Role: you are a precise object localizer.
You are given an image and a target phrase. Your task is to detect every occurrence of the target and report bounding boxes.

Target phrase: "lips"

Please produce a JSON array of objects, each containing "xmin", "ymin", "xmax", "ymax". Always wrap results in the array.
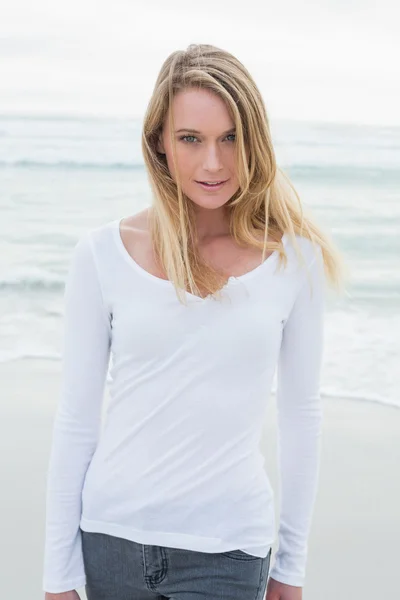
[
  {"xmin": 196, "ymin": 180, "xmax": 228, "ymax": 192},
  {"xmin": 196, "ymin": 180, "xmax": 227, "ymax": 185}
]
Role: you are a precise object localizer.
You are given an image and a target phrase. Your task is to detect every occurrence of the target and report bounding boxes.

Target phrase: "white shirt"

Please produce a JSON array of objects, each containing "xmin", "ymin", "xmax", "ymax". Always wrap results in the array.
[{"xmin": 42, "ymin": 217, "xmax": 325, "ymax": 593}]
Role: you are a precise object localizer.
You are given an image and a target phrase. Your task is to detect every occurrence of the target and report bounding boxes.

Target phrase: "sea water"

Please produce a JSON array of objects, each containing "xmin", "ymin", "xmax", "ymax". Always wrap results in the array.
[{"xmin": 0, "ymin": 115, "xmax": 398, "ymax": 407}]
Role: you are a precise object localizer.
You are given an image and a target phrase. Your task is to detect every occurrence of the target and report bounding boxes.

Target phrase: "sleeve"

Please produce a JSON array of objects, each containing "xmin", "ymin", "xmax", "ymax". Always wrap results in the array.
[
  {"xmin": 268, "ymin": 246, "xmax": 325, "ymax": 587},
  {"xmin": 42, "ymin": 232, "xmax": 112, "ymax": 593}
]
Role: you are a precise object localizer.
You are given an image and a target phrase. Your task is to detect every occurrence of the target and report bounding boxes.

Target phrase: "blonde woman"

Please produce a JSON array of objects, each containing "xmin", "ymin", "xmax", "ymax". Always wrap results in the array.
[{"xmin": 43, "ymin": 44, "xmax": 347, "ymax": 600}]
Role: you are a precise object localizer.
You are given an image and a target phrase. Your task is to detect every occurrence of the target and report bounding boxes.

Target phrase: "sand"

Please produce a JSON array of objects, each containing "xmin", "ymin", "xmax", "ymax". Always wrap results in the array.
[{"xmin": 1, "ymin": 357, "xmax": 399, "ymax": 599}]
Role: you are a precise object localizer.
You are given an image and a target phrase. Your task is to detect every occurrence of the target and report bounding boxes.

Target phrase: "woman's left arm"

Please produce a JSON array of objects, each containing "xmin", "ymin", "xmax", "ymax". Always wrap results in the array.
[{"xmin": 268, "ymin": 245, "xmax": 326, "ymax": 590}]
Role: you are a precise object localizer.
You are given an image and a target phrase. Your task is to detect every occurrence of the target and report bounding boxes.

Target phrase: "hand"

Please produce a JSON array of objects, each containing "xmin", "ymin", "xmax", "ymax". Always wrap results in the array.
[
  {"xmin": 45, "ymin": 591, "xmax": 80, "ymax": 600},
  {"xmin": 265, "ymin": 577, "xmax": 302, "ymax": 600}
]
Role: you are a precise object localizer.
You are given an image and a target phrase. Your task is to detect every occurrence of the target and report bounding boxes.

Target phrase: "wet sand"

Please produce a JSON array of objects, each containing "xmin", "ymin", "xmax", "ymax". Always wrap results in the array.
[{"xmin": 1, "ymin": 358, "xmax": 399, "ymax": 599}]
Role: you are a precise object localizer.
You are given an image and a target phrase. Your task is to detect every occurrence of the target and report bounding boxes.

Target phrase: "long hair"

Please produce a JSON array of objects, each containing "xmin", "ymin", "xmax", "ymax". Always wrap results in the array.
[{"xmin": 141, "ymin": 43, "xmax": 349, "ymax": 304}]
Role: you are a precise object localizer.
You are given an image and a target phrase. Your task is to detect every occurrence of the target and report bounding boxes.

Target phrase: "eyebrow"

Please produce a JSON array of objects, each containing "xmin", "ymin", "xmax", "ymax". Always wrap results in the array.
[{"xmin": 175, "ymin": 127, "xmax": 236, "ymax": 135}]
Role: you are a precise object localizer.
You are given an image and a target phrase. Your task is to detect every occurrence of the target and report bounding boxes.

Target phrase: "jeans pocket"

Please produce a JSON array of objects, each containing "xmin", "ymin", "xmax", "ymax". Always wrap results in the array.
[{"xmin": 221, "ymin": 549, "xmax": 262, "ymax": 561}]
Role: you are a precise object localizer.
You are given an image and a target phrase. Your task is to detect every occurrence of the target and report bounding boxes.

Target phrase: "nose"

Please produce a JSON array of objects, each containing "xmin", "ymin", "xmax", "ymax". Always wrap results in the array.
[{"xmin": 202, "ymin": 143, "xmax": 224, "ymax": 173}]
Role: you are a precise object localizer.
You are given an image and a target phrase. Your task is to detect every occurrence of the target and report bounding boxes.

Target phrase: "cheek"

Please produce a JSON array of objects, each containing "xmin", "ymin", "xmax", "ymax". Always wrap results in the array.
[
  {"xmin": 166, "ymin": 149, "xmax": 194, "ymax": 179},
  {"xmin": 163, "ymin": 155, "xmax": 178, "ymax": 184}
]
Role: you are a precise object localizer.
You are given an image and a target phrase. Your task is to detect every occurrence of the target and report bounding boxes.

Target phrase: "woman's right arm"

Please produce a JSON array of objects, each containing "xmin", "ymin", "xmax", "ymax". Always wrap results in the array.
[
  {"xmin": 42, "ymin": 232, "xmax": 112, "ymax": 595},
  {"xmin": 45, "ymin": 592, "xmax": 80, "ymax": 600}
]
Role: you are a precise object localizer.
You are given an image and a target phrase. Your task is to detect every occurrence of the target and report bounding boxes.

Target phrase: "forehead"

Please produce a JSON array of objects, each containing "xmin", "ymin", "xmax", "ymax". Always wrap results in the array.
[{"xmin": 165, "ymin": 88, "xmax": 234, "ymax": 132}]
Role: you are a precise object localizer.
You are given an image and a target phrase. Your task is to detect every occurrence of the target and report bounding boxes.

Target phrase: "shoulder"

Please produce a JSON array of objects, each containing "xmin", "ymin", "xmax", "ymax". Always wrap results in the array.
[
  {"xmin": 120, "ymin": 209, "xmax": 150, "ymax": 232},
  {"xmin": 280, "ymin": 232, "xmax": 324, "ymax": 290},
  {"xmin": 118, "ymin": 210, "xmax": 152, "ymax": 255},
  {"xmin": 76, "ymin": 210, "xmax": 143, "ymax": 250},
  {"xmin": 89, "ymin": 209, "xmax": 150, "ymax": 245},
  {"xmin": 285, "ymin": 231, "xmax": 322, "ymax": 264}
]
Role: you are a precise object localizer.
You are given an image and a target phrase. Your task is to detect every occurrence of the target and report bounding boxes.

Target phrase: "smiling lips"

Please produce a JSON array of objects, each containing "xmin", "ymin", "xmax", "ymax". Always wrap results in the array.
[
  {"xmin": 196, "ymin": 180, "xmax": 228, "ymax": 190},
  {"xmin": 198, "ymin": 180, "xmax": 226, "ymax": 184}
]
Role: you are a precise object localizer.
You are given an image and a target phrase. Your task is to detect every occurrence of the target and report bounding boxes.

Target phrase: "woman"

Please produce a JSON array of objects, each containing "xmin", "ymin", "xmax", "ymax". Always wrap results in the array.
[{"xmin": 43, "ymin": 44, "xmax": 347, "ymax": 600}]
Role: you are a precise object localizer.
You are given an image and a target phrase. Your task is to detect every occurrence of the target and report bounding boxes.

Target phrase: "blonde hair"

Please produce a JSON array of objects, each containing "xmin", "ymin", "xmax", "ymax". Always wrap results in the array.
[{"xmin": 141, "ymin": 43, "xmax": 349, "ymax": 304}]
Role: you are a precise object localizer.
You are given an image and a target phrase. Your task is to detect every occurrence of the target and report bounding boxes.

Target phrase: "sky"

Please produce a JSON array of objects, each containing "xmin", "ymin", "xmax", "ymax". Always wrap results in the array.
[{"xmin": 0, "ymin": 0, "xmax": 399, "ymax": 126}]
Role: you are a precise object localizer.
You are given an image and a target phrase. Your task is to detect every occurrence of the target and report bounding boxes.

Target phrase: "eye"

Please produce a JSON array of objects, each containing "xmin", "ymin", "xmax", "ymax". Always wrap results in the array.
[
  {"xmin": 179, "ymin": 135, "xmax": 198, "ymax": 143},
  {"xmin": 179, "ymin": 133, "xmax": 236, "ymax": 144}
]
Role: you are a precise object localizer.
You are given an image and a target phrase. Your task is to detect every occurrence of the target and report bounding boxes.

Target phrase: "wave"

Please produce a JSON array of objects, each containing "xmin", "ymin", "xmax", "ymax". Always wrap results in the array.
[
  {"xmin": 320, "ymin": 388, "xmax": 400, "ymax": 409},
  {"xmin": 0, "ymin": 159, "xmax": 399, "ymax": 182},
  {"xmin": 2, "ymin": 351, "xmax": 62, "ymax": 362},
  {"xmin": 0, "ymin": 352, "xmax": 113, "ymax": 384},
  {"xmin": 0, "ymin": 159, "xmax": 144, "ymax": 170},
  {"xmin": 1, "ymin": 351, "xmax": 398, "ymax": 409},
  {"xmin": 2, "ymin": 273, "xmax": 398, "ymax": 302},
  {"xmin": 0, "ymin": 274, "xmax": 64, "ymax": 292},
  {"xmin": 284, "ymin": 164, "xmax": 400, "ymax": 183},
  {"xmin": 271, "ymin": 385, "xmax": 399, "ymax": 409}
]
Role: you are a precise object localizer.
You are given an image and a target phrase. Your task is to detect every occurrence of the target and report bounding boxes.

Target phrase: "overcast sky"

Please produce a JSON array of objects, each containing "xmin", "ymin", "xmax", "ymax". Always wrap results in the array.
[{"xmin": 1, "ymin": 0, "xmax": 399, "ymax": 125}]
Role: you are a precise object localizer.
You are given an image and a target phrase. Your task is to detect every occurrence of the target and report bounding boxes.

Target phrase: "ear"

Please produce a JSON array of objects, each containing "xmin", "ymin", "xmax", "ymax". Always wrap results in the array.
[{"xmin": 157, "ymin": 134, "xmax": 165, "ymax": 154}]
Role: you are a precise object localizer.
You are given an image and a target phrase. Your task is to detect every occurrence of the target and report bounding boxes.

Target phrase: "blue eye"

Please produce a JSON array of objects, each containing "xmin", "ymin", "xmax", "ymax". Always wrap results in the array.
[
  {"xmin": 179, "ymin": 133, "xmax": 236, "ymax": 143},
  {"xmin": 180, "ymin": 135, "xmax": 198, "ymax": 143}
]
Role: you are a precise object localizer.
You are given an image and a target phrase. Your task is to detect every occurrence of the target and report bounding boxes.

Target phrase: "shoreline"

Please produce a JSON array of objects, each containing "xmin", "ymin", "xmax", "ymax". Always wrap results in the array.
[{"xmin": 2, "ymin": 357, "xmax": 399, "ymax": 599}]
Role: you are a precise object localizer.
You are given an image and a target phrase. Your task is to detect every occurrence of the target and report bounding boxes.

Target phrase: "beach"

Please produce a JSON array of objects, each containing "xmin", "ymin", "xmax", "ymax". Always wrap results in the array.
[
  {"xmin": 2, "ymin": 357, "xmax": 399, "ymax": 599},
  {"xmin": 1, "ymin": 114, "xmax": 398, "ymax": 599}
]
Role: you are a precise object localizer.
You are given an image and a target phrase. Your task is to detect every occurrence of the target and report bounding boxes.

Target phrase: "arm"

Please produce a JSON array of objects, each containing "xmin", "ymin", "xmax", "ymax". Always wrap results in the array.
[
  {"xmin": 268, "ymin": 246, "xmax": 325, "ymax": 587},
  {"xmin": 42, "ymin": 232, "xmax": 111, "ymax": 593}
]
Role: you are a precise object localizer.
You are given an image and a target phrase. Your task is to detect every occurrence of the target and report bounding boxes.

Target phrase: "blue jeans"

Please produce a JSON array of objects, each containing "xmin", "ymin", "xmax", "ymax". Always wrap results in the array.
[{"xmin": 81, "ymin": 529, "xmax": 272, "ymax": 599}]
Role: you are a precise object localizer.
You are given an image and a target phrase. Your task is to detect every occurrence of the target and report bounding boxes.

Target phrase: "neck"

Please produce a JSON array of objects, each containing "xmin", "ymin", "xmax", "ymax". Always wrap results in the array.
[{"xmin": 192, "ymin": 204, "xmax": 231, "ymax": 243}]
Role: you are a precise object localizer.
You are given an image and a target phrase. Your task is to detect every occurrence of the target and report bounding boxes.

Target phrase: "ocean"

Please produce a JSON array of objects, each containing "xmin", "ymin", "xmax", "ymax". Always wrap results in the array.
[{"xmin": 0, "ymin": 115, "xmax": 398, "ymax": 408}]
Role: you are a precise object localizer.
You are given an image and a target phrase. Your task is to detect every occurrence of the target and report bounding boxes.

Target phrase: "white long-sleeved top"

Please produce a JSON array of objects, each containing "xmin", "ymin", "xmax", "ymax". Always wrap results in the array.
[{"xmin": 42, "ymin": 216, "xmax": 326, "ymax": 593}]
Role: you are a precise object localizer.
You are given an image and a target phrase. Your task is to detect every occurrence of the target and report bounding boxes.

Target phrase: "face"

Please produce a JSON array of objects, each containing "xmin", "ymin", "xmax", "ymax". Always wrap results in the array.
[{"xmin": 157, "ymin": 87, "xmax": 241, "ymax": 210}]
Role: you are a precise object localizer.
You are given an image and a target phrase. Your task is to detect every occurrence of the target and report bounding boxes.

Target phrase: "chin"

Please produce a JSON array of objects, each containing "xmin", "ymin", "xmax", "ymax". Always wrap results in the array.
[
  {"xmin": 186, "ymin": 185, "xmax": 237, "ymax": 208},
  {"xmin": 190, "ymin": 196, "xmax": 231, "ymax": 210}
]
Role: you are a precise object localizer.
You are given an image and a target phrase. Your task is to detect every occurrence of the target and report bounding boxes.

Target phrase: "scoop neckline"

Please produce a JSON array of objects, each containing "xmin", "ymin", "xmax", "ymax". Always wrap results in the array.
[{"xmin": 111, "ymin": 216, "xmax": 287, "ymax": 300}]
